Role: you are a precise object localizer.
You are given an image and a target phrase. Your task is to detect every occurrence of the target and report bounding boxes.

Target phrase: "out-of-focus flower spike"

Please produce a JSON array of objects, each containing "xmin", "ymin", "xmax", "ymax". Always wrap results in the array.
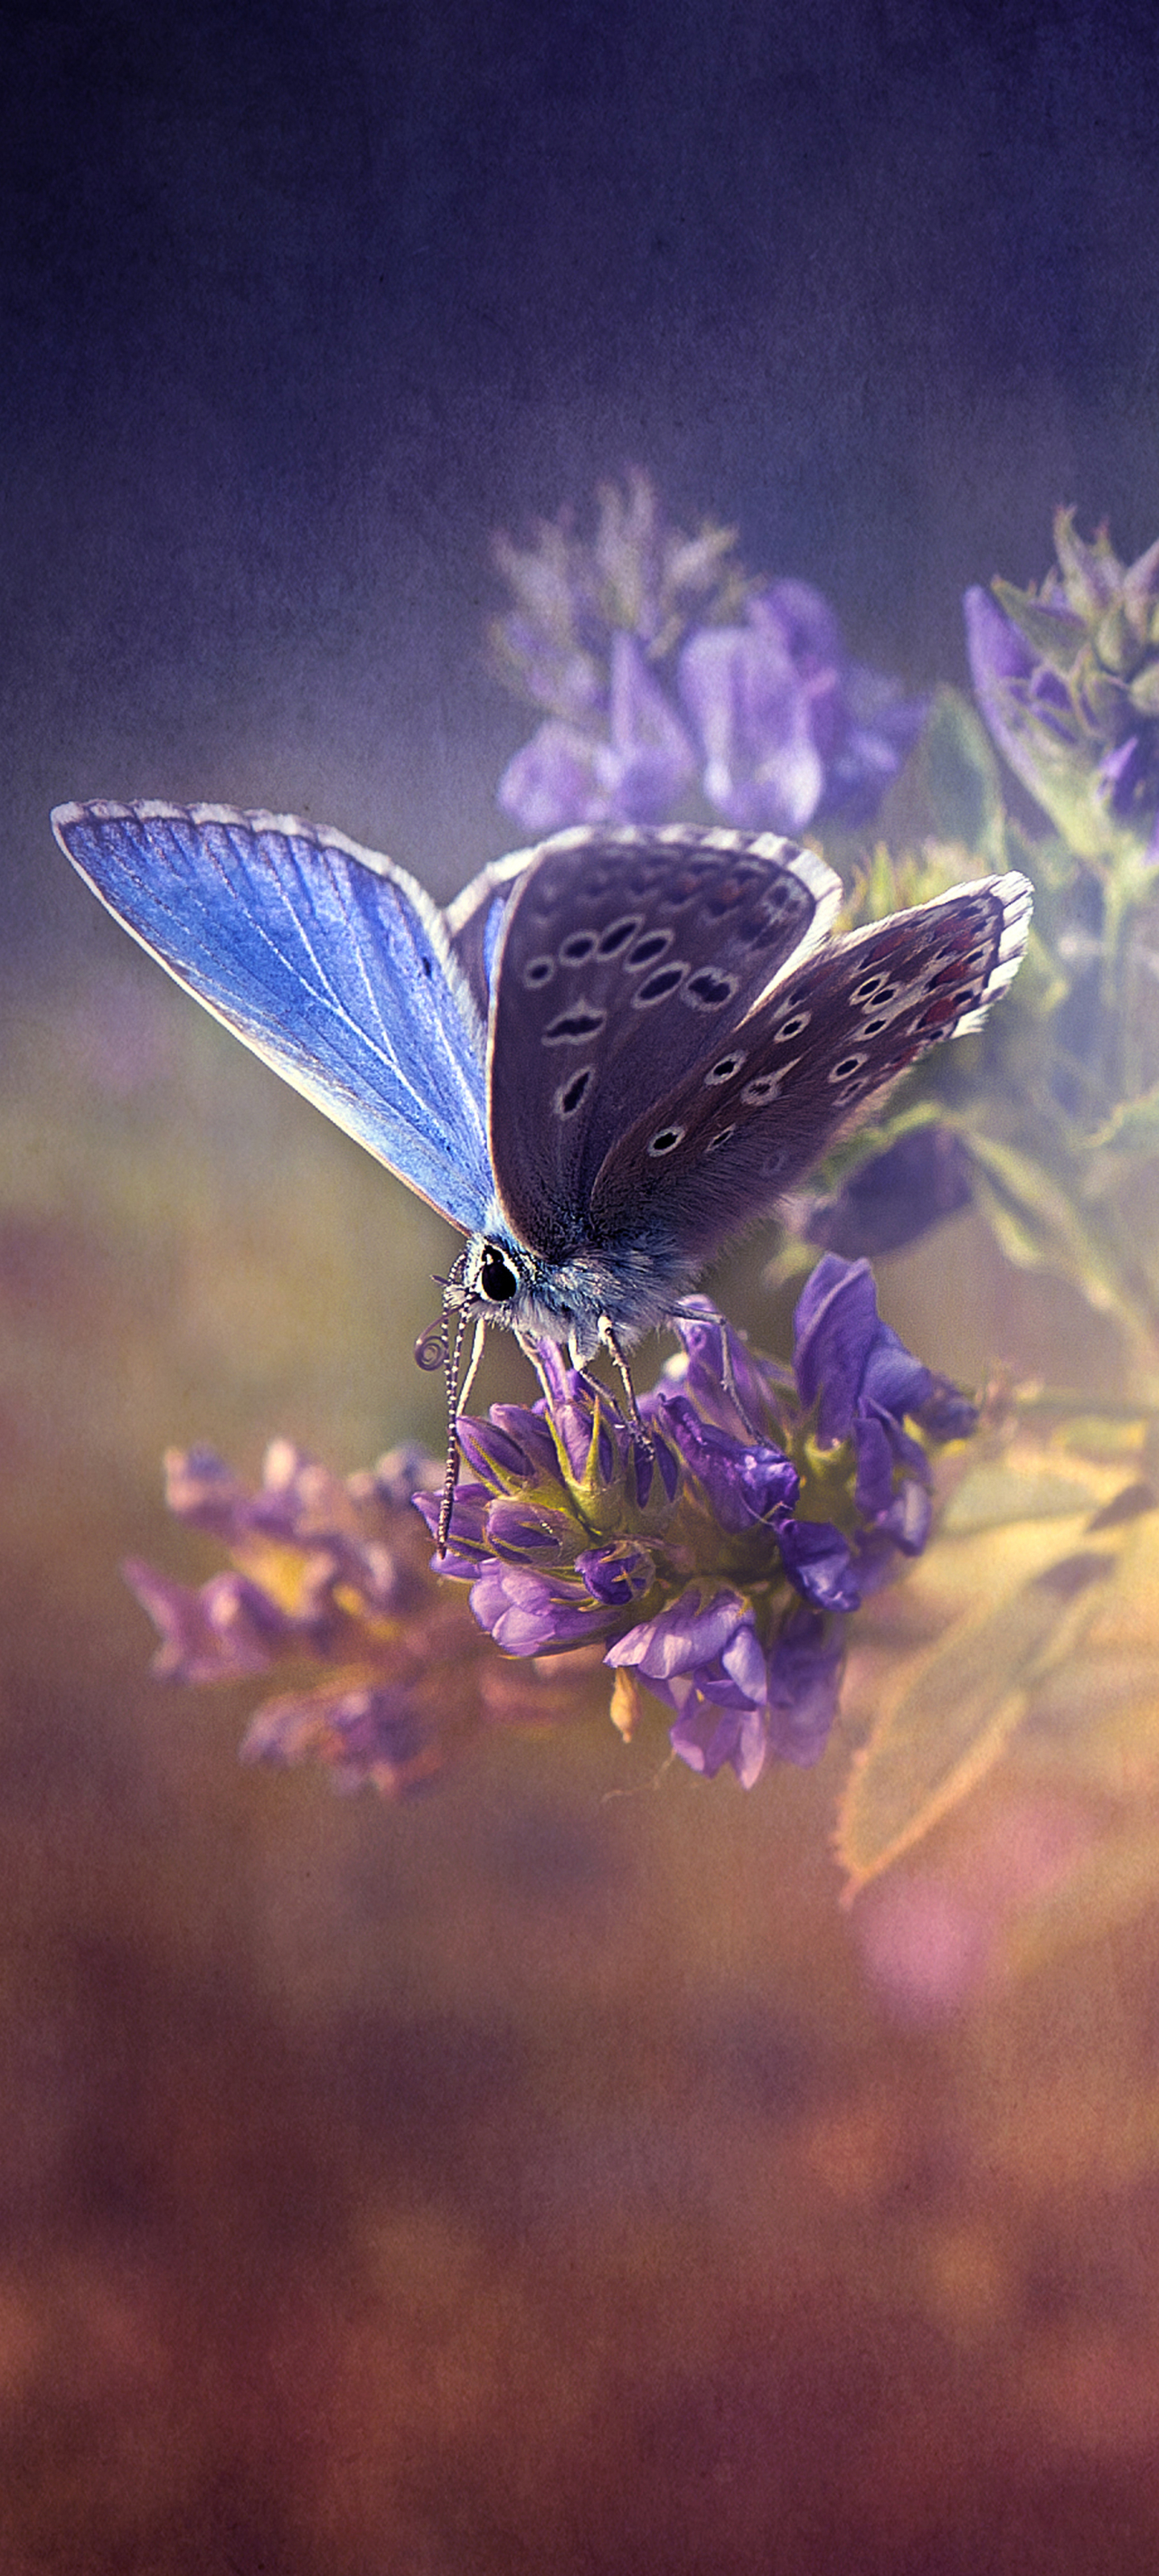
[
  {"xmin": 967, "ymin": 513, "xmax": 1159, "ymax": 861},
  {"xmin": 126, "ymin": 1560, "xmax": 291, "ymax": 1683},
  {"xmin": 493, "ymin": 473, "xmax": 926, "ymax": 840}
]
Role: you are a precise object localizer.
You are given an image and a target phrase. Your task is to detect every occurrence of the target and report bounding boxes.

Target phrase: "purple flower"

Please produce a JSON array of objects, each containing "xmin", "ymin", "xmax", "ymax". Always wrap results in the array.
[
  {"xmin": 765, "ymin": 1608, "xmax": 845, "ymax": 1765},
  {"xmin": 774, "ymin": 1515, "xmax": 861, "ymax": 1612},
  {"xmin": 497, "ymin": 634, "xmax": 697, "ymax": 832},
  {"xmin": 796, "ymin": 1257, "xmax": 933, "ymax": 1446},
  {"xmin": 666, "ymin": 1696, "xmax": 772, "ymax": 1790},
  {"xmin": 801, "ymin": 1125, "xmax": 975, "ymax": 1260},
  {"xmin": 469, "ymin": 1561, "xmax": 619, "ymax": 1655},
  {"xmin": 647, "ymin": 1389, "xmax": 799, "ymax": 1534},
  {"xmin": 793, "ymin": 1255, "xmax": 975, "ymax": 1565},
  {"xmin": 657, "ymin": 1297, "xmax": 793, "ymax": 1442},
  {"xmin": 128, "ymin": 1262, "xmax": 977, "ymax": 1800},
  {"xmin": 612, "ymin": 1590, "xmax": 842, "ymax": 1786},
  {"xmin": 608, "ymin": 1585, "xmax": 758, "ymax": 1686},
  {"xmin": 126, "ymin": 1439, "xmax": 599, "ymax": 1798},
  {"xmin": 492, "ymin": 475, "xmax": 926, "ymax": 840},
  {"xmin": 575, "ymin": 1539, "xmax": 657, "ymax": 1606},
  {"xmin": 613, "ymin": 1594, "xmax": 777, "ymax": 1789},
  {"xmin": 964, "ymin": 585, "xmax": 1087, "ymax": 828},
  {"xmin": 662, "ymin": 1602, "xmax": 843, "ymax": 1785},
  {"xmin": 425, "ymin": 1265, "xmax": 975, "ymax": 1786},
  {"xmin": 678, "ymin": 617, "xmax": 825, "ymax": 832},
  {"xmin": 678, "ymin": 582, "xmax": 926, "ymax": 834},
  {"xmin": 966, "ymin": 511, "xmax": 1159, "ymax": 861},
  {"xmin": 123, "ymin": 1560, "xmax": 295, "ymax": 1683},
  {"xmin": 241, "ymin": 1682, "xmax": 434, "ymax": 1798}
]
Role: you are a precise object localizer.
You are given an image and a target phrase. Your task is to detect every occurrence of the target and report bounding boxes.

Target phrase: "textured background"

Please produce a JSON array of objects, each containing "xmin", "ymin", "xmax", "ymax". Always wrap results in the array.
[
  {"xmin": 5, "ymin": 2, "xmax": 1159, "ymax": 2568},
  {"xmin": 9, "ymin": 0, "xmax": 1159, "ymax": 945}
]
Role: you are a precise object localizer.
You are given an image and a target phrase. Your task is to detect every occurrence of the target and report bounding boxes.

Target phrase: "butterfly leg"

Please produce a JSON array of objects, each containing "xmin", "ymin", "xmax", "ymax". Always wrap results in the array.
[
  {"xmin": 597, "ymin": 1319, "xmax": 657, "ymax": 1463},
  {"xmin": 670, "ymin": 1296, "xmax": 771, "ymax": 1440}
]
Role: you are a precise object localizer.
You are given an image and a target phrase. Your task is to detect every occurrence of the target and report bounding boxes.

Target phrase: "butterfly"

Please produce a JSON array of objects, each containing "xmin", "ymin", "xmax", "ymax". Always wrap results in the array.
[{"xmin": 54, "ymin": 803, "xmax": 1032, "ymax": 1402}]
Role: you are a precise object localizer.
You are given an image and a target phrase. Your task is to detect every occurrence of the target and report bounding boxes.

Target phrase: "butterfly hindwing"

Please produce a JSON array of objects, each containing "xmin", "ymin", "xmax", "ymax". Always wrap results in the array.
[
  {"xmin": 486, "ymin": 824, "xmax": 843, "ymax": 1257},
  {"xmin": 444, "ymin": 843, "xmax": 541, "ymax": 1024},
  {"xmin": 588, "ymin": 873, "xmax": 1033, "ymax": 1254},
  {"xmin": 53, "ymin": 801, "xmax": 493, "ymax": 1232}
]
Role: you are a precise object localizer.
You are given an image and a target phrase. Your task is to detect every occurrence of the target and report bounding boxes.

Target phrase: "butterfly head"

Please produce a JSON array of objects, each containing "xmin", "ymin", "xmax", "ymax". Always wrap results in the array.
[{"xmin": 460, "ymin": 1218, "xmax": 703, "ymax": 1368}]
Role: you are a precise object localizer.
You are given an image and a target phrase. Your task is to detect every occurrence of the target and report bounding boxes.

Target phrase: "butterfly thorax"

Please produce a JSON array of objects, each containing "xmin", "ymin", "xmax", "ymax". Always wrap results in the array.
[{"xmin": 464, "ymin": 1216, "xmax": 699, "ymax": 1361}]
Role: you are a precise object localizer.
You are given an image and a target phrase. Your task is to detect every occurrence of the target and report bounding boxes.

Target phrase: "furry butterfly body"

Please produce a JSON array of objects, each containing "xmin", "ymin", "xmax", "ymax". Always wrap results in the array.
[{"xmin": 54, "ymin": 804, "xmax": 1032, "ymax": 1363}]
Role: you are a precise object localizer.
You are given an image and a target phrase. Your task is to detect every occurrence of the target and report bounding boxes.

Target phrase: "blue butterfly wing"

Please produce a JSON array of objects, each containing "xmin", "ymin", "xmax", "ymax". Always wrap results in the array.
[{"xmin": 54, "ymin": 801, "xmax": 493, "ymax": 1232}]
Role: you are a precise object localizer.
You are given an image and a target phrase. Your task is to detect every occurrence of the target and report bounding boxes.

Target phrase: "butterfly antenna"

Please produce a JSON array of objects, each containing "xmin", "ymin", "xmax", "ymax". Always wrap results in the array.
[{"xmin": 435, "ymin": 1286, "xmax": 475, "ymax": 1555}]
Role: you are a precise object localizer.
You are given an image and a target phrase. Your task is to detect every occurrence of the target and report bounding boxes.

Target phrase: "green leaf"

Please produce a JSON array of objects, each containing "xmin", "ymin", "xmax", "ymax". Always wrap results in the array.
[
  {"xmin": 838, "ymin": 1518, "xmax": 1115, "ymax": 1890},
  {"xmin": 1052, "ymin": 509, "xmax": 1124, "ymax": 618},
  {"xmin": 942, "ymin": 1456, "xmax": 1121, "ymax": 1533},
  {"xmin": 1128, "ymin": 661, "xmax": 1159, "ymax": 717},
  {"xmin": 992, "ymin": 581, "xmax": 1088, "ymax": 672},
  {"xmin": 967, "ymin": 1132, "xmax": 1147, "ymax": 1336},
  {"xmin": 1084, "ymin": 1084, "xmax": 1159, "ymax": 1153}
]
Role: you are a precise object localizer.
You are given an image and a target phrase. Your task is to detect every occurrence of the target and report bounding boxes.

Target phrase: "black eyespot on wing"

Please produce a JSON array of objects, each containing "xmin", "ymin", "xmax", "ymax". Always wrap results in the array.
[
  {"xmin": 625, "ymin": 929, "xmax": 674, "ymax": 972},
  {"xmin": 542, "ymin": 1004, "xmax": 607, "ymax": 1045},
  {"xmin": 704, "ymin": 1050, "xmax": 745, "ymax": 1086},
  {"xmin": 558, "ymin": 929, "xmax": 600, "ymax": 967},
  {"xmin": 684, "ymin": 967, "xmax": 740, "ymax": 1010},
  {"xmin": 555, "ymin": 1066, "xmax": 593, "ymax": 1117},
  {"xmin": 633, "ymin": 963, "xmax": 687, "ymax": 1008}
]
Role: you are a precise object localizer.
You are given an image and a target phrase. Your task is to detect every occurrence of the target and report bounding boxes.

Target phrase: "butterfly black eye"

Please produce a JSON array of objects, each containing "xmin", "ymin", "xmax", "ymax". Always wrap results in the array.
[{"xmin": 478, "ymin": 1244, "xmax": 520, "ymax": 1302}]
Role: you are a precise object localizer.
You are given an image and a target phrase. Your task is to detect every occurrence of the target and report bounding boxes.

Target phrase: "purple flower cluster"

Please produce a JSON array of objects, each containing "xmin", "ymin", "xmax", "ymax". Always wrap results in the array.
[
  {"xmin": 418, "ymin": 1258, "xmax": 976, "ymax": 1790},
  {"xmin": 126, "ymin": 1263, "xmax": 975, "ymax": 1799},
  {"xmin": 126, "ymin": 1439, "xmax": 594, "ymax": 1797},
  {"xmin": 492, "ymin": 473, "xmax": 926, "ymax": 843},
  {"xmin": 965, "ymin": 510, "xmax": 1159, "ymax": 864}
]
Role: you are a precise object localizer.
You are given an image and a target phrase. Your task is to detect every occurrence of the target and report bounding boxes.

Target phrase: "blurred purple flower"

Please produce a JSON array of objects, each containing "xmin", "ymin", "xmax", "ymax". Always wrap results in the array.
[
  {"xmin": 679, "ymin": 582, "xmax": 926, "ymax": 835},
  {"xmin": 966, "ymin": 511, "xmax": 1159, "ymax": 862},
  {"xmin": 126, "ymin": 1439, "xmax": 599, "ymax": 1797},
  {"xmin": 493, "ymin": 474, "xmax": 926, "ymax": 840},
  {"xmin": 497, "ymin": 634, "xmax": 697, "ymax": 834},
  {"xmin": 678, "ymin": 615, "xmax": 825, "ymax": 832},
  {"xmin": 800, "ymin": 1124, "xmax": 975, "ymax": 1261}
]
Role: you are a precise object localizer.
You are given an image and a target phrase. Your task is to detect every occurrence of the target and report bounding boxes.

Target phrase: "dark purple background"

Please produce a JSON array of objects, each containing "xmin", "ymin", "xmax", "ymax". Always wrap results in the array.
[{"xmin": 8, "ymin": 0, "xmax": 1159, "ymax": 952}]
